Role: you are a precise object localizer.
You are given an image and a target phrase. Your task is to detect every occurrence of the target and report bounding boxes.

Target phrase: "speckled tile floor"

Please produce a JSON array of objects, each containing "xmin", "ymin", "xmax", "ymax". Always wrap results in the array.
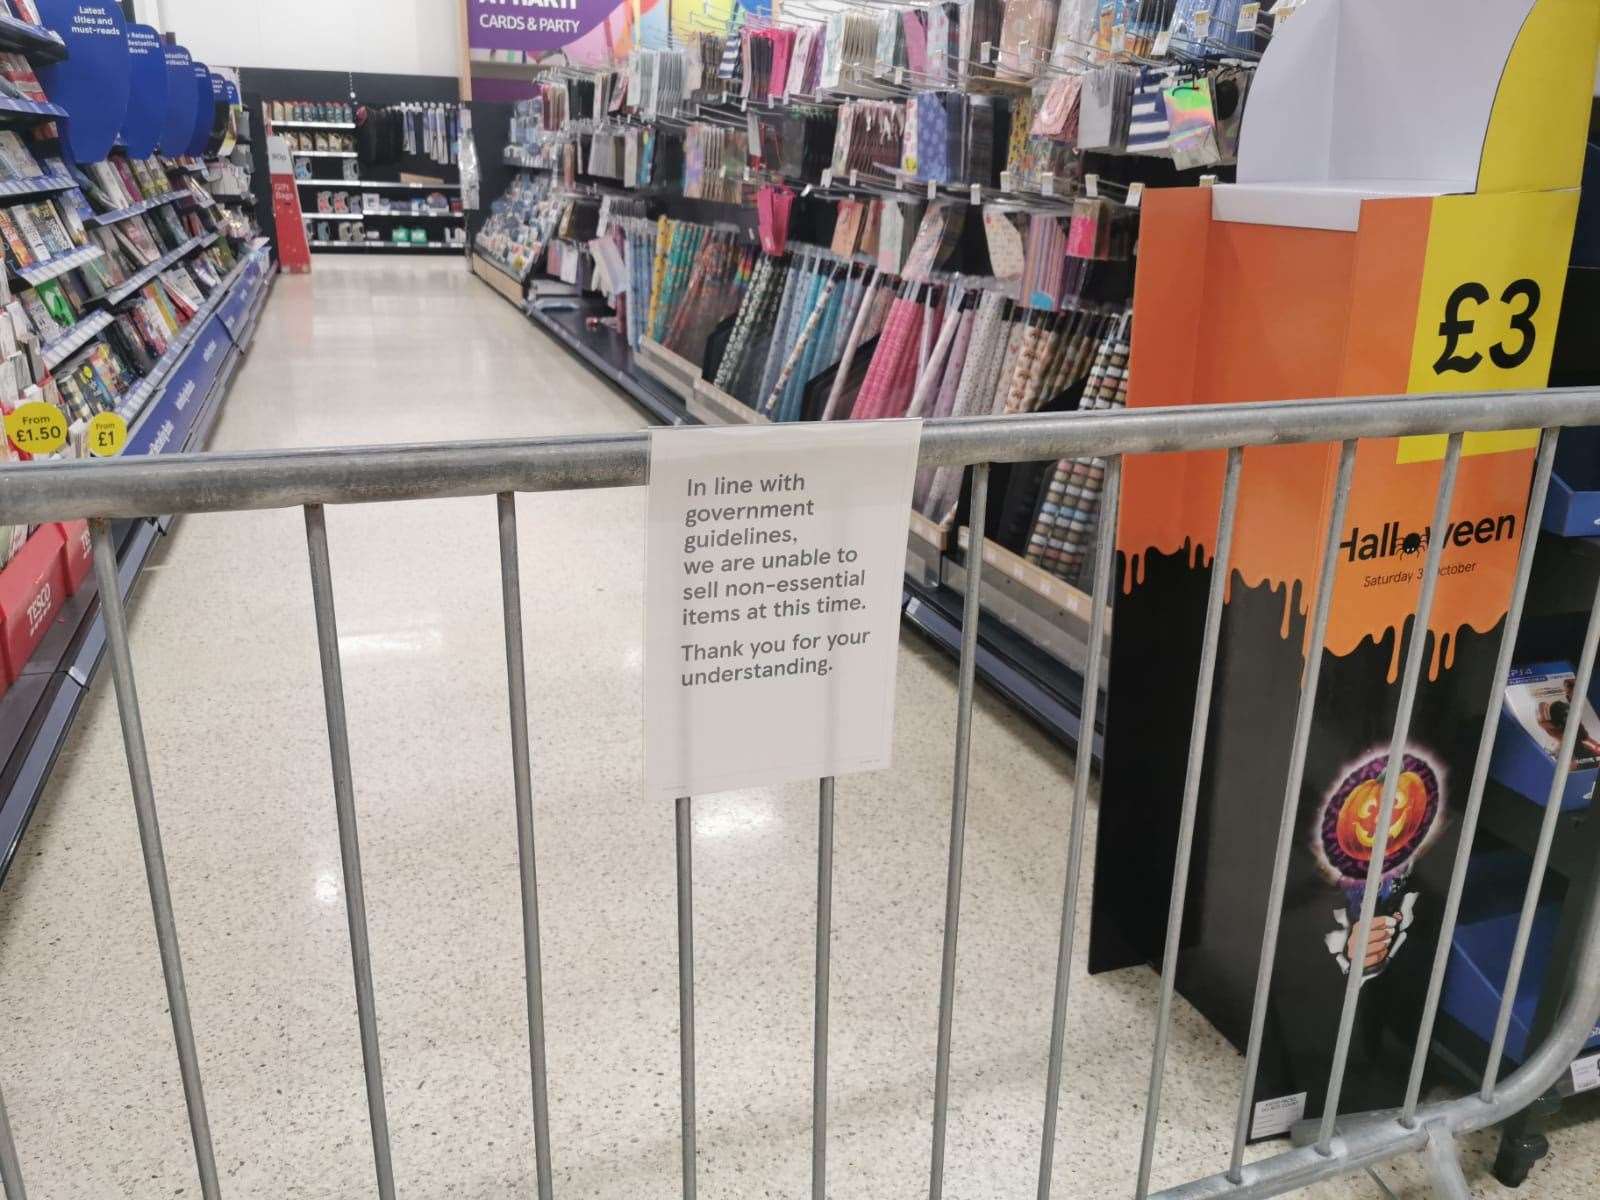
[{"xmin": 0, "ymin": 258, "xmax": 1595, "ymax": 1198}]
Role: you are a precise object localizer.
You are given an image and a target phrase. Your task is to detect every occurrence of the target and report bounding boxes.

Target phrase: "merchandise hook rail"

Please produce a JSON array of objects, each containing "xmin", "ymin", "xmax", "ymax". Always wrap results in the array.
[{"xmin": 4, "ymin": 389, "xmax": 1600, "ymax": 523}]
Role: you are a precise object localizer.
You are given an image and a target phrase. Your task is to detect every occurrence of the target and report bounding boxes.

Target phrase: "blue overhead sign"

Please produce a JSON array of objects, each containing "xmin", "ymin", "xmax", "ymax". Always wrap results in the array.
[
  {"xmin": 160, "ymin": 43, "xmax": 195, "ymax": 154},
  {"xmin": 119, "ymin": 23, "xmax": 166, "ymax": 157},
  {"xmin": 186, "ymin": 60, "xmax": 213, "ymax": 156},
  {"xmin": 33, "ymin": 1, "xmax": 130, "ymax": 164}
]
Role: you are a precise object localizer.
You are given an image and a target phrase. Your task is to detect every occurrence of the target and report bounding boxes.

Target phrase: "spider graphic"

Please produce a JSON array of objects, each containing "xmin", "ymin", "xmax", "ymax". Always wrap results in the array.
[{"xmin": 1400, "ymin": 532, "xmax": 1424, "ymax": 556}]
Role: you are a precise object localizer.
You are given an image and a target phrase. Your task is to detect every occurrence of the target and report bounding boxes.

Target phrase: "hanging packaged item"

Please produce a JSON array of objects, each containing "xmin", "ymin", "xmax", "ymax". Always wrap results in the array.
[
  {"xmin": 1125, "ymin": 67, "xmax": 1173, "ymax": 155},
  {"xmin": 926, "ymin": 2, "xmax": 962, "ymax": 84},
  {"xmin": 997, "ymin": 0, "xmax": 1060, "ymax": 78},
  {"xmin": 758, "ymin": 186, "xmax": 794, "ymax": 256},
  {"xmin": 983, "ymin": 208, "xmax": 1028, "ymax": 287},
  {"xmin": 1076, "ymin": 64, "xmax": 1134, "ymax": 153},
  {"xmin": 1163, "ymin": 76, "xmax": 1222, "ymax": 170}
]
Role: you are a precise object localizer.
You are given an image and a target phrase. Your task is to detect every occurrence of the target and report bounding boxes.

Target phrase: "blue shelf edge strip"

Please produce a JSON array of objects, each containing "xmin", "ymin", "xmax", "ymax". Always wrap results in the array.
[
  {"xmin": 0, "ymin": 172, "xmax": 76, "ymax": 199},
  {"xmin": 0, "ymin": 14, "xmax": 65, "ymax": 59},
  {"xmin": 0, "ymin": 249, "xmax": 276, "ymax": 889},
  {"xmin": 0, "ymin": 96, "xmax": 66, "ymax": 122},
  {"xmin": 14, "ymin": 244, "xmax": 104, "ymax": 287},
  {"xmin": 89, "ymin": 189, "xmax": 189, "ymax": 226},
  {"xmin": 40, "ymin": 309, "xmax": 113, "ymax": 369}
]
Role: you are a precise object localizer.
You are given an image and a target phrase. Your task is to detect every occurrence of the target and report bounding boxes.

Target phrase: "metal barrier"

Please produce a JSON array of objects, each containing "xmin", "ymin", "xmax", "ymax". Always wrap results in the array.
[{"xmin": 2, "ymin": 387, "xmax": 1600, "ymax": 1200}]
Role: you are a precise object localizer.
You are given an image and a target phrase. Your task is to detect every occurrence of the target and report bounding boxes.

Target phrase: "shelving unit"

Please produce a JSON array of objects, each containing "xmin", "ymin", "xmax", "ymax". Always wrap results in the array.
[
  {"xmin": 0, "ymin": 8, "xmax": 277, "ymax": 889},
  {"xmin": 310, "ymin": 240, "xmax": 461, "ymax": 252},
  {"xmin": 473, "ymin": 134, "xmax": 1110, "ymax": 755},
  {"xmin": 304, "ymin": 210, "xmax": 462, "ymax": 222},
  {"xmin": 295, "ymin": 178, "xmax": 460, "ymax": 190}
]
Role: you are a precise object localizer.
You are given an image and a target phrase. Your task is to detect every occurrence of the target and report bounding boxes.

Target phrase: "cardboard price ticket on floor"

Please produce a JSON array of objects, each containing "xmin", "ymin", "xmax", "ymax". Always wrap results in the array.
[
  {"xmin": 645, "ymin": 422, "xmax": 921, "ymax": 799},
  {"xmin": 1091, "ymin": 0, "xmax": 1600, "ymax": 1132}
]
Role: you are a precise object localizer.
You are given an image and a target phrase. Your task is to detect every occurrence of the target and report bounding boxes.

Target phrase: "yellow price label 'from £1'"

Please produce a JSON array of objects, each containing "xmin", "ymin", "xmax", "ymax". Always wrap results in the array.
[
  {"xmin": 86, "ymin": 410, "xmax": 128, "ymax": 458},
  {"xmin": 5, "ymin": 400, "xmax": 68, "ymax": 456}
]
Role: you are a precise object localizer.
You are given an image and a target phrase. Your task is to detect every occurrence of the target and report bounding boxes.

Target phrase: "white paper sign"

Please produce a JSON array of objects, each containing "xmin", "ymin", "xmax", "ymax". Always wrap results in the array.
[
  {"xmin": 1571, "ymin": 1053, "xmax": 1600, "ymax": 1094},
  {"xmin": 1251, "ymin": 1092, "xmax": 1307, "ymax": 1139},
  {"xmin": 645, "ymin": 422, "xmax": 923, "ymax": 799}
]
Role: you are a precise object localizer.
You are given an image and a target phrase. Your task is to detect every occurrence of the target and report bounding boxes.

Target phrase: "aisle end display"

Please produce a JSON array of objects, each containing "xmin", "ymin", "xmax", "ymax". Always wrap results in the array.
[{"xmin": 1091, "ymin": 0, "xmax": 1600, "ymax": 1137}]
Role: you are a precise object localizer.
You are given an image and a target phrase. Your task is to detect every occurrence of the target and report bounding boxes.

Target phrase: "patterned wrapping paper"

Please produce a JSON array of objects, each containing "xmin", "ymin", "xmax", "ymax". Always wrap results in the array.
[
  {"xmin": 757, "ymin": 257, "xmax": 807, "ymax": 405},
  {"xmin": 1006, "ymin": 92, "xmax": 1036, "ymax": 175},
  {"xmin": 1025, "ymin": 314, "xmax": 1131, "ymax": 583},
  {"xmin": 764, "ymin": 259, "xmax": 827, "ymax": 414},
  {"xmin": 765, "ymin": 265, "xmax": 849, "ymax": 420},
  {"xmin": 914, "ymin": 93, "xmax": 951, "ymax": 183},
  {"xmin": 725, "ymin": 260, "xmax": 791, "ymax": 404},
  {"xmin": 647, "ymin": 217, "xmax": 670, "ymax": 341}
]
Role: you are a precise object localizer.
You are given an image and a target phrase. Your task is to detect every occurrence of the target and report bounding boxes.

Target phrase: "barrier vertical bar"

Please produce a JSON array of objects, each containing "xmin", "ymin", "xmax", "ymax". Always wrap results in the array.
[
  {"xmin": 1037, "ymin": 454, "xmax": 1122, "ymax": 1200},
  {"xmin": 303, "ymin": 505, "xmax": 397, "ymax": 1200},
  {"xmin": 1317, "ymin": 434, "xmax": 1463, "ymax": 1152},
  {"xmin": 0, "ymin": 1081, "xmax": 26, "ymax": 1200},
  {"xmin": 1423, "ymin": 1126, "xmax": 1473, "ymax": 1200},
  {"xmin": 91, "ymin": 519, "xmax": 222, "ymax": 1200},
  {"xmin": 929, "ymin": 462, "xmax": 990, "ymax": 1200},
  {"xmin": 676, "ymin": 794, "xmax": 697, "ymax": 1200},
  {"xmin": 1480, "ymin": 561, "xmax": 1600, "ymax": 1097},
  {"xmin": 1402, "ymin": 430, "xmax": 1559, "ymax": 1122},
  {"xmin": 496, "ymin": 493, "xmax": 555, "ymax": 1199},
  {"xmin": 813, "ymin": 776, "xmax": 836, "ymax": 1200},
  {"xmin": 1134, "ymin": 446, "xmax": 1244, "ymax": 1200},
  {"xmin": 1226, "ymin": 439, "xmax": 1358, "ymax": 1179}
]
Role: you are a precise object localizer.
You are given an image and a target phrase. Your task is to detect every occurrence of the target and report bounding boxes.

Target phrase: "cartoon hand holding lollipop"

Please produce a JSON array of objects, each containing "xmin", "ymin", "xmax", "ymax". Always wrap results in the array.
[{"xmin": 1314, "ymin": 751, "xmax": 1444, "ymax": 982}]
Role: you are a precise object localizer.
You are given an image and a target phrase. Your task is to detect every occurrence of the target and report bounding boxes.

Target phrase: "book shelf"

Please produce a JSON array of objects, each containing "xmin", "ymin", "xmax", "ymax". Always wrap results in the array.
[{"xmin": 0, "ymin": 14, "xmax": 276, "ymax": 885}]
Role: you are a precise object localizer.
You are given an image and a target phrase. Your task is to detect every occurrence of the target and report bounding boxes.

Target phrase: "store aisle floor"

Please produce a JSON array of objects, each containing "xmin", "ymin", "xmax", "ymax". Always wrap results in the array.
[{"xmin": 1, "ymin": 259, "xmax": 1593, "ymax": 1199}]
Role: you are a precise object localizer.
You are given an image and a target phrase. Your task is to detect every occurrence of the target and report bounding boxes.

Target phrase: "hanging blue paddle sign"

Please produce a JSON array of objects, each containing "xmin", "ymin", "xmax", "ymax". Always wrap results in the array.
[
  {"xmin": 160, "ymin": 44, "xmax": 196, "ymax": 154},
  {"xmin": 206, "ymin": 71, "xmax": 227, "ymax": 154},
  {"xmin": 186, "ymin": 60, "xmax": 213, "ymax": 155},
  {"xmin": 119, "ymin": 23, "xmax": 166, "ymax": 158},
  {"xmin": 225, "ymin": 81, "xmax": 239, "ymax": 106},
  {"xmin": 33, "ymin": 1, "xmax": 131, "ymax": 164}
]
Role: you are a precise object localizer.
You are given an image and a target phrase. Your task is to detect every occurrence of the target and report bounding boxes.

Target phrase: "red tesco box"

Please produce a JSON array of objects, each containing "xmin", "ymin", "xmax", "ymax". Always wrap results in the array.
[
  {"xmin": 0, "ymin": 525, "xmax": 67, "ymax": 685},
  {"xmin": 52, "ymin": 520, "xmax": 93, "ymax": 593}
]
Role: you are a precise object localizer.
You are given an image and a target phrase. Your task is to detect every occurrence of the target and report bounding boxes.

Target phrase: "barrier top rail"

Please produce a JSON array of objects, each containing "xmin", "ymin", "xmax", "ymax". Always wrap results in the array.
[{"xmin": 3, "ymin": 387, "xmax": 1600, "ymax": 522}]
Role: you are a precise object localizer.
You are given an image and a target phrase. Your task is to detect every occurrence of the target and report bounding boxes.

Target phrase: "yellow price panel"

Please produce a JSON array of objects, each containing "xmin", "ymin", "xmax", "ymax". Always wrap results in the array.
[
  {"xmin": 4, "ymin": 400, "xmax": 68, "ymax": 457},
  {"xmin": 86, "ymin": 411, "xmax": 128, "ymax": 458},
  {"xmin": 1400, "ymin": 190, "xmax": 1579, "ymax": 463}
]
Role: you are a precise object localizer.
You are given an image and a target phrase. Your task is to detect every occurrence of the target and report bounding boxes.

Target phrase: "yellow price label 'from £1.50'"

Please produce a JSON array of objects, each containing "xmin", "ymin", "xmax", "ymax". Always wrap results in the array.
[
  {"xmin": 86, "ymin": 410, "xmax": 128, "ymax": 458},
  {"xmin": 5, "ymin": 400, "xmax": 68, "ymax": 456}
]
